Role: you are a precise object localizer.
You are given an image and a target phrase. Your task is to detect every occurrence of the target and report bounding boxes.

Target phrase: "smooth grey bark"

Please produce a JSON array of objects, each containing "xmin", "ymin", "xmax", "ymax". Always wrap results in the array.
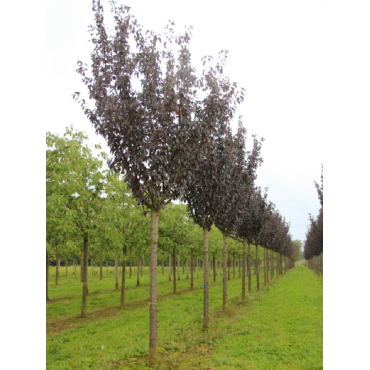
[
  {"xmin": 222, "ymin": 233, "xmax": 228, "ymax": 311},
  {"xmin": 137, "ymin": 255, "xmax": 140, "ymax": 287},
  {"xmin": 120, "ymin": 245, "xmax": 126, "ymax": 309},
  {"xmin": 55, "ymin": 249, "xmax": 59, "ymax": 286},
  {"xmin": 247, "ymin": 243, "xmax": 251, "ymax": 292},
  {"xmin": 242, "ymin": 238, "xmax": 246, "ymax": 302},
  {"xmin": 149, "ymin": 209, "xmax": 159, "ymax": 365},
  {"xmin": 168, "ymin": 255, "xmax": 171, "ymax": 281},
  {"xmin": 203, "ymin": 228, "xmax": 209, "ymax": 328},
  {"xmin": 81, "ymin": 235, "xmax": 88, "ymax": 318},
  {"xmin": 173, "ymin": 247, "xmax": 176, "ymax": 293},
  {"xmin": 115, "ymin": 254, "xmax": 119, "ymax": 290},
  {"xmin": 177, "ymin": 252, "xmax": 180, "ymax": 281},
  {"xmin": 256, "ymin": 245, "xmax": 259, "ymax": 291},
  {"xmin": 46, "ymin": 251, "xmax": 49, "ymax": 301},
  {"xmin": 191, "ymin": 250, "xmax": 194, "ymax": 290}
]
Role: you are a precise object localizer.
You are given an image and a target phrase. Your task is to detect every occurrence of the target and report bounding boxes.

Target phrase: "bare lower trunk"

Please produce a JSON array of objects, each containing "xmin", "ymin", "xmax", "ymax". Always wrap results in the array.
[
  {"xmin": 242, "ymin": 238, "xmax": 246, "ymax": 302},
  {"xmin": 162, "ymin": 255, "xmax": 164, "ymax": 276},
  {"xmin": 271, "ymin": 250, "xmax": 274, "ymax": 280},
  {"xmin": 130, "ymin": 251, "xmax": 132, "ymax": 278},
  {"xmin": 191, "ymin": 250, "xmax": 194, "ymax": 290},
  {"xmin": 173, "ymin": 247, "xmax": 176, "ymax": 294},
  {"xmin": 213, "ymin": 255, "xmax": 216, "ymax": 282},
  {"xmin": 256, "ymin": 245, "xmax": 259, "ymax": 291},
  {"xmin": 148, "ymin": 209, "xmax": 159, "ymax": 365},
  {"xmin": 56, "ymin": 249, "xmax": 59, "ymax": 286},
  {"xmin": 197, "ymin": 258, "xmax": 199, "ymax": 278},
  {"xmin": 177, "ymin": 253, "xmax": 181, "ymax": 281},
  {"xmin": 120, "ymin": 245, "xmax": 127, "ymax": 309},
  {"xmin": 106, "ymin": 259, "xmax": 108, "ymax": 276},
  {"xmin": 46, "ymin": 251, "xmax": 49, "ymax": 301},
  {"xmin": 264, "ymin": 248, "xmax": 267, "ymax": 286},
  {"xmin": 80, "ymin": 251, "xmax": 84, "ymax": 282},
  {"xmin": 203, "ymin": 228, "xmax": 209, "ymax": 328},
  {"xmin": 66, "ymin": 256, "xmax": 68, "ymax": 277},
  {"xmin": 100, "ymin": 253, "xmax": 103, "ymax": 280},
  {"xmin": 186, "ymin": 260, "xmax": 188, "ymax": 279},
  {"xmin": 228, "ymin": 252, "xmax": 231, "ymax": 280},
  {"xmin": 266, "ymin": 249, "xmax": 269, "ymax": 283},
  {"xmin": 81, "ymin": 235, "xmax": 88, "ymax": 318},
  {"xmin": 222, "ymin": 233, "xmax": 228, "ymax": 311},
  {"xmin": 247, "ymin": 243, "xmax": 251, "ymax": 292},
  {"xmin": 137, "ymin": 256, "xmax": 140, "ymax": 287},
  {"xmin": 280, "ymin": 254, "xmax": 283, "ymax": 275},
  {"xmin": 115, "ymin": 254, "xmax": 119, "ymax": 290},
  {"xmin": 141, "ymin": 258, "xmax": 143, "ymax": 278},
  {"xmin": 233, "ymin": 254, "xmax": 235, "ymax": 279},
  {"xmin": 168, "ymin": 255, "xmax": 171, "ymax": 281}
]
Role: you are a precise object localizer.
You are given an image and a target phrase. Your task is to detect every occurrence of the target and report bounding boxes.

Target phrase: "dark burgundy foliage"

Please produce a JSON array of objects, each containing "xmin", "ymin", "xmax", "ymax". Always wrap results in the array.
[
  {"xmin": 304, "ymin": 166, "xmax": 323, "ymax": 259},
  {"xmin": 73, "ymin": 0, "xmax": 245, "ymax": 211}
]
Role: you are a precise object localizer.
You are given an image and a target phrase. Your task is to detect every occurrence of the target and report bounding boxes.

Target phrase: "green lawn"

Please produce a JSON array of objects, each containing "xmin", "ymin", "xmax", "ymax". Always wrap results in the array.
[{"xmin": 46, "ymin": 264, "xmax": 322, "ymax": 369}]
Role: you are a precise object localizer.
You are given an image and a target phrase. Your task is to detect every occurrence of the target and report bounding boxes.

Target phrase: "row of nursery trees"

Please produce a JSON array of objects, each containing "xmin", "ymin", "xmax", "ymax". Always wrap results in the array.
[
  {"xmin": 47, "ymin": 0, "xmax": 298, "ymax": 365},
  {"xmin": 304, "ymin": 167, "xmax": 323, "ymax": 276}
]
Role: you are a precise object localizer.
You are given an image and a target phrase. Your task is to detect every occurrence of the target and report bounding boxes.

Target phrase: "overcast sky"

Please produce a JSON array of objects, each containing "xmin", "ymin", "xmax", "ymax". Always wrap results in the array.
[{"xmin": 44, "ymin": 0, "xmax": 365, "ymax": 242}]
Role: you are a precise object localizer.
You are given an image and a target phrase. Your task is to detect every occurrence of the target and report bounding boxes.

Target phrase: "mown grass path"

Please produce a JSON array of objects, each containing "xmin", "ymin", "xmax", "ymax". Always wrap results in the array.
[{"xmin": 46, "ymin": 265, "xmax": 322, "ymax": 369}]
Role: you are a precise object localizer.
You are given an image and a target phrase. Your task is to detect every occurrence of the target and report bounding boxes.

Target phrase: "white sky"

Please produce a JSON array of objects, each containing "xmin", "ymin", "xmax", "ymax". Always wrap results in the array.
[{"xmin": 43, "ymin": 0, "xmax": 365, "ymax": 244}]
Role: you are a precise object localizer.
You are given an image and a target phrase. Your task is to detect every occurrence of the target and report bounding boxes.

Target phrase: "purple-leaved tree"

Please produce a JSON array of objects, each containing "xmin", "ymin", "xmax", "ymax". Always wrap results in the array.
[{"xmin": 73, "ymin": 1, "xmax": 244, "ymax": 363}]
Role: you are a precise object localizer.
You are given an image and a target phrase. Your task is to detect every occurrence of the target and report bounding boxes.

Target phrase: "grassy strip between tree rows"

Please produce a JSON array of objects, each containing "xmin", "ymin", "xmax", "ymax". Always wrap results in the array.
[{"xmin": 46, "ymin": 264, "xmax": 322, "ymax": 369}]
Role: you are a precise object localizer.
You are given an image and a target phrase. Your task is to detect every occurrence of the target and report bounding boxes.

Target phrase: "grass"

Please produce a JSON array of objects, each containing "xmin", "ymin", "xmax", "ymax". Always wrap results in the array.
[{"xmin": 46, "ymin": 264, "xmax": 322, "ymax": 369}]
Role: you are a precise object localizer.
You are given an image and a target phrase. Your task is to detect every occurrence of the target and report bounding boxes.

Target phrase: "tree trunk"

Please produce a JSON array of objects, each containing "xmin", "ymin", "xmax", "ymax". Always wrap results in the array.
[
  {"xmin": 120, "ymin": 245, "xmax": 127, "ymax": 309},
  {"xmin": 137, "ymin": 256, "xmax": 140, "ymax": 287},
  {"xmin": 148, "ymin": 208, "xmax": 159, "ymax": 366},
  {"xmin": 228, "ymin": 252, "xmax": 231, "ymax": 281},
  {"xmin": 173, "ymin": 247, "xmax": 176, "ymax": 294},
  {"xmin": 280, "ymin": 254, "xmax": 283, "ymax": 275},
  {"xmin": 130, "ymin": 251, "xmax": 132, "ymax": 278},
  {"xmin": 203, "ymin": 228, "xmax": 209, "ymax": 328},
  {"xmin": 106, "ymin": 259, "xmax": 108, "ymax": 276},
  {"xmin": 256, "ymin": 245, "xmax": 259, "ymax": 291},
  {"xmin": 66, "ymin": 256, "xmax": 68, "ymax": 278},
  {"xmin": 141, "ymin": 258, "xmax": 143, "ymax": 278},
  {"xmin": 81, "ymin": 235, "xmax": 88, "ymax": 318},
  {"xmin": 81, "ymin": 251, "xmax": 84, "ymax": 282},
  {"xmin": 266, "ymin": 249, "xmax": 269, "ymax": 284},
  {"xmin": 177, "ymin": 252, "xmax": 181, "ymax": 281},
  {"xmin": 162, "ymin": 254, "xmax": 164, "ymax": 276},
  {"xmin": 46, "ymin": 251, "xmax": 49, "ymax": 301},
  {"xmin": 191, "ymin": 250, "xmax": 194, "ymax": 290},
  {"xmin": 100, "ymin": 253, "xmax": 103, "ymax": 280},
  {"xmin": 115, "ymin": 254, "xmax": 119, "ymax": 290},
  {"xmin": 238, "ymin": 257, "xmax": 241, "ymax": 278},
  {"xmin": 247, "ymin": 243, "xmax": 251, "ymax": 292},
  {"xmin": 264, "ymin": 248, "xmax": 267, "ymax": 286},
  {"xmin": 168, "ymin": 255, "xmax": 171, "ymax": 281},
  {"xmin": 56, "ymin": 249, "xmax": 59, "ymax": 286},
  {"xmin": 271, "ymin": 250, "xmax": 274, "ymax": 280},
  {"xmin": 223, "ymin": 233, "xmax": 228, "ymax": 311},
  {"xmin": 242, "ymin": 238, "xmax": 246, "ymax": 302},
  {"xmin": 213, "ymin": 255, "xmax": 216, "ymax": 282},
  {"xmin": 233, "ymin": 254, "xmax": 235, "ymax": 279},
  {"xmin": 186, "ymin": 260, "xmax": 188, "ymax": 279},
  {"xmin": 183, "ymin": 259, "xmax": 185, "ymax": 275}
]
